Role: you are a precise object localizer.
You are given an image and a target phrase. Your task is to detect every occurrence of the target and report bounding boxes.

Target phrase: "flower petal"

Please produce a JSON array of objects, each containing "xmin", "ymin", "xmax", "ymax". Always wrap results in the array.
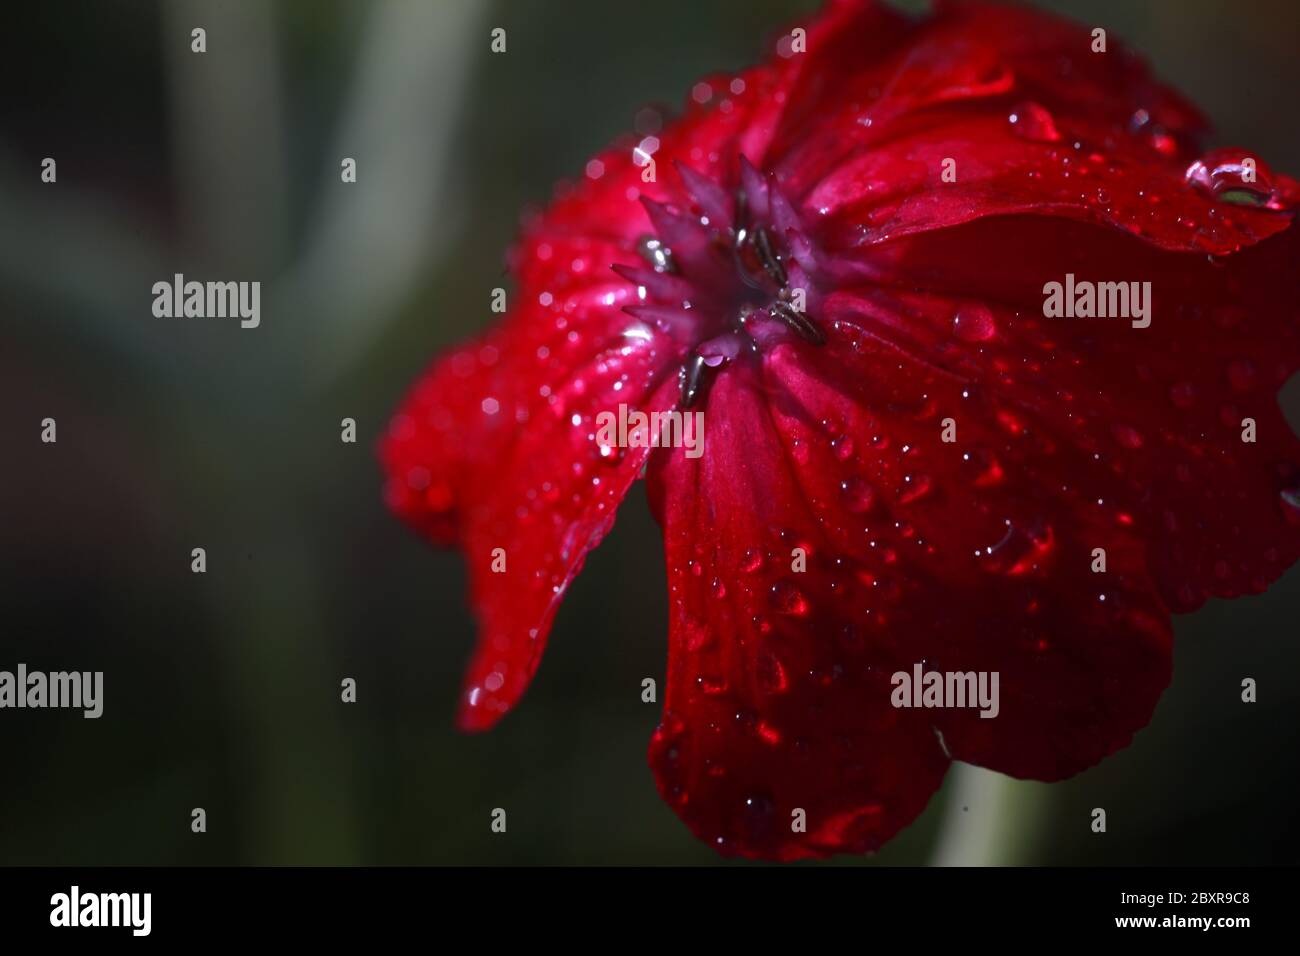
[
  {"xmin": 382, "ymin": 245, "xmax": 687, "ymax": 729},
  {"xmin": 782, "ymin": 332, "xmax": 1177, "ymax": 771},
  {"xmin": 840, "ymin": 214, "xmax": 1300, "ymax": 610},
  {"xmin": 800, "ymin": 110, "xmax": 1297, "ymax": 255},
  {"xmin": 647, "ymin": 365, "xmax": 950, "ymax": 860},
  {"xmin": 650, "ymin": 330, "xmax": 1177, "ymax": 794},
  {"xmin": 757, "ymin": 1, "xmax": 1297, "ymax": 255}
]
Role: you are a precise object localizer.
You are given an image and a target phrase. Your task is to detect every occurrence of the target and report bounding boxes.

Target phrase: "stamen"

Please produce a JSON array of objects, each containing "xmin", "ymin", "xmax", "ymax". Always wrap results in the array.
[
  {"xmin": 734, "ymin": 189, "xmax": 749, "ymax": 237},
  {"xmin": 679, "ymin": 352, "xmax": 709, "ymax": 407},
  {"xmin": 624, "ymin": 166, "xmax": 826, "ymax": 407},
  {"xmin": 771, "ymin": 301, "xmax": 826, "ymax": 345},
  {"xmin": 753, "ymin": 227, "xmax": 788, "ymax": 287}
]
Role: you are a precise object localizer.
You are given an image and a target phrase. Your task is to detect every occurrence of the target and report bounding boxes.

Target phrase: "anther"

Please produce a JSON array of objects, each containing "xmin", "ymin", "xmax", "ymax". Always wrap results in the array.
[
  {"xmin": 679, "ymin": 352, "xmax": 710, "ymax": 407},
  {"xmin": 734, "ymin": 189, "xmax": 750, "ymax": 236},
  {"xmin": 771, "ymin": 301, "xmax": 826, "ymax": 345},
  {"xmin": 752, "ymin": 227, "xmax": 788, "ymax": 287}
]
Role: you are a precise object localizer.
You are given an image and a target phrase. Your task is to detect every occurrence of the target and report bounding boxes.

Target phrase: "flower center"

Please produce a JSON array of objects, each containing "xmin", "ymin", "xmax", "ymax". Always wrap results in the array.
[{"xmin": 625, "ymin": 162, "xmax": 827, "ymax": 407}]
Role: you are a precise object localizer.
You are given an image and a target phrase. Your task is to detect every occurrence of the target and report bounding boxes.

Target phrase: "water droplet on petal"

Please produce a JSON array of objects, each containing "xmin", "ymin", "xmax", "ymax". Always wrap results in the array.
[
  {"xmin": 898, "ymin": 473, "xmax": 934, "ymax": 504},
  {"xmin": 839, "ymin": 476, "xmax": 877, "ymax": 513},
  {"xmin": 756, "ymin": 650, "xmax": 789, "ymax": 694},
  {"xmin": 769, "ymin": 579, "xmax": 808, "ymax": 616},
  {"xmin": 1008, "ymin": 101, "xmax": 1060, "ymax": 143},
  {"xmin": 697, "ymin": 674, "xmax": 728, "ymax": 695},
  {"xmin": 961, "ymin": 447, "xmax": 1005, "ymax": 487},
  {"xmin": 952, "ymin": 303, "xmax": 997, "ymax": 342},
  {"xmin": 755, "ymin": 720, "xmax": 781, "ymax": 745},
  {"xmin": 1184, "ymin": 149, "xmax": 1291, "ymax": 210}
]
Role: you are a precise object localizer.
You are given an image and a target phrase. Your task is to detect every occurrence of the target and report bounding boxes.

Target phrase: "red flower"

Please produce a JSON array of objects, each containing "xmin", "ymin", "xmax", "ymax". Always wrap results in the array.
[{"xmin": 381, "ymin": 0, "xmax": 1300, "ymax": 859}]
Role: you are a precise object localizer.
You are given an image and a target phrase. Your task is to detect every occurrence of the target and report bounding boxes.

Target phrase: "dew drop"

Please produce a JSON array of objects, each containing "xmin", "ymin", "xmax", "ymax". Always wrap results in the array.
[
  {"xmin": 838, "ymin": 623, "xmax": 865, "ymax": 653},
  {"xmin": 1007, "ymin": 101, "xmax": 1060, "ymax": 143},
  {"xmin": 839, "ymin": 476, "xmax": 877, "ymax": 513},
  {"xmin": 996, "ymin": 409, "xmax": 1026, "ymax": 436},
  {"xmin": 696, "ymin": 674, "xmax": 728, "ymax": 696},
  {"xmin": 952, "ymin": 303, "xmax": 997, "ymax": 342},
  {"xmin": 1184, "ymin": 149, "xmax": 1290, "ymax": 210},
  {"xmin": 769, "ymin": 579, "xmax": 809, "ymax": 616},
  {"xmin": 961, "ymin": 447, "xmax": 1005, "ymax": 487},
  {"xmin": 756, "ymin": 650, "xmax": 789, "ymax": 694},
  {"xmin": 1212, "ymin": 305, "xmax": 1246, "ymax": 330},
  {"xmin": 898, "ymin": 473, "xmax": 934, "ymax": 504},
  {"xmin": 741, "ymin": 792, "xmax": 777, "ymax": 836}
]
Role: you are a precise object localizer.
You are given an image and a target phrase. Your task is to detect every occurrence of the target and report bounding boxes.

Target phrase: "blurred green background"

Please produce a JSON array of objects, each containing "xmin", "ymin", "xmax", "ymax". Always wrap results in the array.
[{"xmin": 2, "ymin": 0, "xmax": 1298, "ymax": 865}]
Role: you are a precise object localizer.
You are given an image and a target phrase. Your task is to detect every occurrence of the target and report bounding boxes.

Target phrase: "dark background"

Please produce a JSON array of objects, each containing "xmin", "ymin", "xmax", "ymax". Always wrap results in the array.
[{"xmin": 1, "ymin": 0, "xmax": 1298, "ymax": 865}]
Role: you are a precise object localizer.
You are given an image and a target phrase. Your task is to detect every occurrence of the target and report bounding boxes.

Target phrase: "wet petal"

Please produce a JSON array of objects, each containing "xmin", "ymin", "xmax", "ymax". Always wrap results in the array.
[
  {"xmin": 647, "ymin": 367, "xmax": 949, "ymax": 860},
  {"xmin": 846, "ymin": 215, "xmax": 1300, "ymax": 610},
  {"xmin": 382, "ymin": 244, "xmax": 688, "ymax": 729}
]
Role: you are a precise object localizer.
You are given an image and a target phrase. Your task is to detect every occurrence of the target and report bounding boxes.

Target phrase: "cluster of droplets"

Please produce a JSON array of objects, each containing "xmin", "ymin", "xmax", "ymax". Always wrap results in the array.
[
  {"xmin": 653, "ymin": 515, "xmax": 928, "ymax": 855},
  {"xmin": 1003, "ymin": 100, "xmax": 1296, "ymax": 244}
]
